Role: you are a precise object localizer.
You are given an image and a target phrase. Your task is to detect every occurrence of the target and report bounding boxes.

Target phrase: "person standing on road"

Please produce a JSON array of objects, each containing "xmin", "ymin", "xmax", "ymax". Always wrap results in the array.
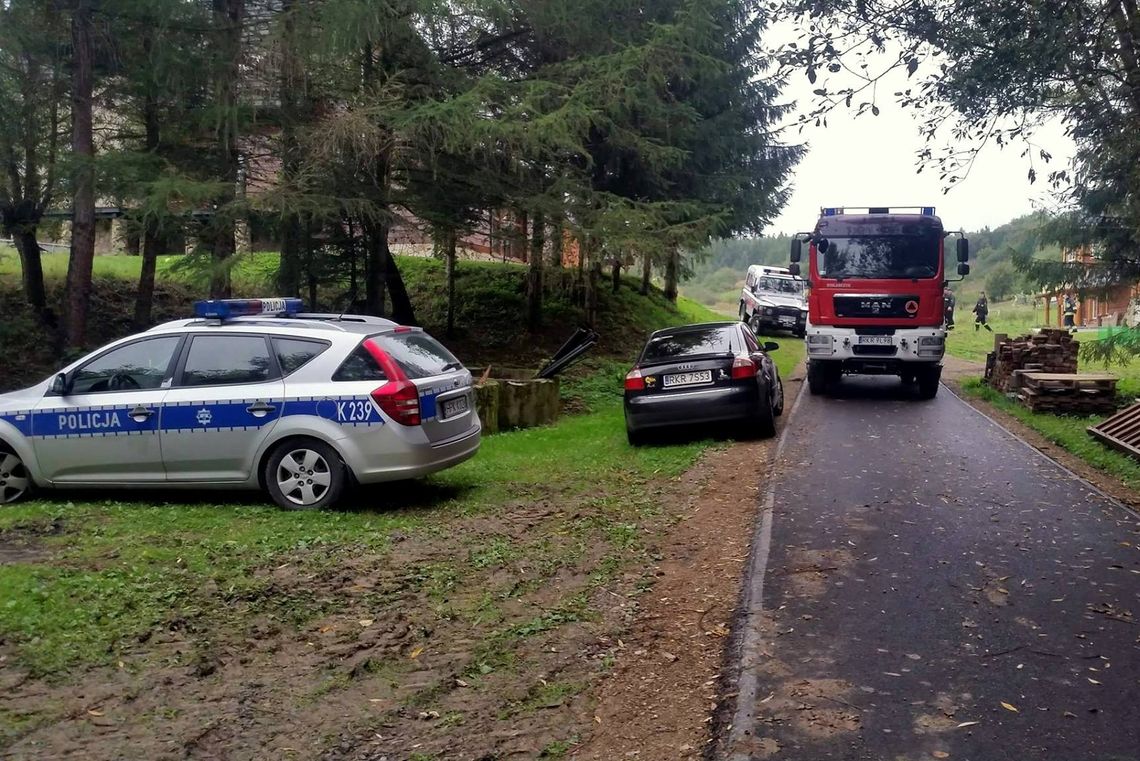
[
  {"xmin": 973, "ymin": 291, "xmax": 992, "ymax": 332},
  {"xmin": 1063, "ymin": 293, "xmax": 1078, "ymax": 331},
  {"xmin": 943, "ymin": 286, "xmax": 956, "ymax": 330}
]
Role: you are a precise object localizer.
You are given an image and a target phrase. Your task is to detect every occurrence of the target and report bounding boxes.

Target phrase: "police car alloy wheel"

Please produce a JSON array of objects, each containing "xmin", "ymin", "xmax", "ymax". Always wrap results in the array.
[
  {"xmin": 0, "ymin": 449, "xmax": 31, "ymax": 504},
  {"xmin": 266, "ymin": 439, "xmax": 346, "ymax": 510}
]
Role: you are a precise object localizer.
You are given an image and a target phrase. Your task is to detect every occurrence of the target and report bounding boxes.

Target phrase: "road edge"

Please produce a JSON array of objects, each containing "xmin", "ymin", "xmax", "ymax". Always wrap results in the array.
[{"xmin": 712, "ymin": 372, "xmax": 809, "ymax": 761}]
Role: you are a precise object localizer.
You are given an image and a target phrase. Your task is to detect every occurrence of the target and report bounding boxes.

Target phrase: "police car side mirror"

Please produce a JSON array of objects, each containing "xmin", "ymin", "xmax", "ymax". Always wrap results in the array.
[
  {"xmin": 956, "ymin": 237, "xmax": 969, "ymax": 262},
  {"xmin": 790, "ymin": 238, "xmax": 802, "ymax": 263},
  {"xmin": 50, "ymin": 373, "xmax": 70, "ymax": 396}
]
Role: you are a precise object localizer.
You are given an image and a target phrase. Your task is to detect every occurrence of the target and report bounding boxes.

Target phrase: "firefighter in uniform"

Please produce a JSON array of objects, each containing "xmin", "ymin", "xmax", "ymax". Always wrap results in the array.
[
  {"xmin": 943, "ymin": 286, "xmax": 956, "ymax": 329},
  {"xmin": 1063, "ymin": 293, "xmax": 1078, "ymax": 331},
  {"xmin": 973, "ymin": 291, "xmax": 992, "ymax": 332}
]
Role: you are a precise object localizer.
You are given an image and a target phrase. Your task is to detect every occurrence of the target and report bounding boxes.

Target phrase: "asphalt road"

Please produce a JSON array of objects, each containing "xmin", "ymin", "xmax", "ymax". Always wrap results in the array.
[{"xmin": 724, "ymin": 377, "xmax": 1140, "ymax": 761}]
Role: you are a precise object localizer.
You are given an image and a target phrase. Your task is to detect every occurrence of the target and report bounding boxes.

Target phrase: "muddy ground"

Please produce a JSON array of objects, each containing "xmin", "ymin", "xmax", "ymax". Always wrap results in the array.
[{"xmin": 0, "ymin": 388, "xmax": 798, "ymax": 761}]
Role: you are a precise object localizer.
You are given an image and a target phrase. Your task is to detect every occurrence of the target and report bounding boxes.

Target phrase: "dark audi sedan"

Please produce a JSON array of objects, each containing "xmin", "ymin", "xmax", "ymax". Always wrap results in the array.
[{"xmin": 623, "ymin": 322, "xmax": 783, "ymax": 445}]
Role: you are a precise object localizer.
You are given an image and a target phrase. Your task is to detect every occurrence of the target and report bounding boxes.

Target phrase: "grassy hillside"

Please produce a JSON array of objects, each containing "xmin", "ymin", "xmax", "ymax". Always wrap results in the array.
[{"xmin": 0, "ymin": 251, "xmax": 728, "ymax": 392}]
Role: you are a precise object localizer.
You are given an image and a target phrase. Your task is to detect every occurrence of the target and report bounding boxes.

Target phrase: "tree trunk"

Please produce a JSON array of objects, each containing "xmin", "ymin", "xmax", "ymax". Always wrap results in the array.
[
  {"xmin": 611, "ymin": 258, "xmax": 621, "ymax": 293},
  {"xmin": 526, "ymin": 211, "xmax": 545, "ymax": 331},
  {"xmin": 664, "ymin": 248, "xmax": 679, "ymax": 303},
  {"xmin": 135, "ymin": 80, "xmax": 161, "ymax": 328},
  {"xmin": 586, "ymin": 259, "xmax": 602, "ymax": 328},
  {"xmin": 12, "ymin": 227, "xmax": 47, "ymax": 317},
  {"xmin": 385, "ymin": 251, "xmax": 417, "ymax": 325},
  {"xmin": 445, "ymin": 230, "xmax": 457, "ymax": 337},
  {"xmin": 134, "ymin": 224, "xmax": 159, "ymax": 328},
  {"xmin": 364, "ymin": 217, "xmax": 387, "ymax": 316},
  {"xmin": 576, "ymin": 233, "xmax": 587, "ymax": 304},
  {"xmin": 65, "ymin": 0, "xmax": 96, "ymax": 347},
  {"xmin": 548, "ymin": 216, "xmax": 563, "ymax": 269},
  {"xmin": 209, "ymin": 0, "xmax": 244, "ymax": 300},
  {"xmin": 640, "ymin": 252, "xmax": 651, "ymax": 296},
  {"xmin": 277, "ymin": 0, "xmax": 303, "ymax": 296}
]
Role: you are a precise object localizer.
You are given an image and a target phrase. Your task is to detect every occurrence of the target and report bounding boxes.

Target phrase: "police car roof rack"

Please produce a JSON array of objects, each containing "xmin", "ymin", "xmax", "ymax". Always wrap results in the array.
[
  {"xmin": 290, "ymin": 313, "xmax": 399, "ymax": 326},
  {"xmin": 821, "ymin": 206, "xmax": 935, "ymax": 217}
]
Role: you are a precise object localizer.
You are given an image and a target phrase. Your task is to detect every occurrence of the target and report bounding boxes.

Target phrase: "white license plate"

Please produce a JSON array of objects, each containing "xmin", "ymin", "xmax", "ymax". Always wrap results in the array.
[
  {"xmin": 441, "ymin": 396, "xmax": 469, "ymax": 419},
  {"xmin": 857, "ymin": 335, "xmax": 893, "ymax": 345},
  {"xmin": 663, "ymin": 370, "xmax": 713, "ymax": 388},
  {"xmin": 778, "ymin": 315, "xmax": 796, "ymax": 324}
]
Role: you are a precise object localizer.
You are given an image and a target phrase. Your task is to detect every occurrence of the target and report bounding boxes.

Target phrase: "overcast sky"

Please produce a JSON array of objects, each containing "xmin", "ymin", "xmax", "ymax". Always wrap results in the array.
[{"xmin": 764, "ymin": 50, "xmax": 1073, "ymax": 237}]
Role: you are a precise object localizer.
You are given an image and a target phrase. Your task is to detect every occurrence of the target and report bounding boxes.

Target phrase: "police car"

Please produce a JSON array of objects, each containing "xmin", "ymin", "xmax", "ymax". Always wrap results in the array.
[{"xmin": 0, "ymin": 299, "xmax": 481, "ymax": 510}]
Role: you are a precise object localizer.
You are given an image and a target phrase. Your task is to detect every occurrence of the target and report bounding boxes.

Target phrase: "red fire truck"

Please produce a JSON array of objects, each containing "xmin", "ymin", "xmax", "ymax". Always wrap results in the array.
[{"xmin": 789, "ymin": 206, "xmax": 970, "ymax": 399}]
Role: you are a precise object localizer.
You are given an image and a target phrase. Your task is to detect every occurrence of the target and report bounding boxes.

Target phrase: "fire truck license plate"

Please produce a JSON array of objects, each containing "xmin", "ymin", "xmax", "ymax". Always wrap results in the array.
[
  {"xmin": 857, "ymin": 336, "xmax": 893, "ymax": 345},
  {"xmin": 664, "ymin": 371, "xmax": 713, "ymax": 387}
]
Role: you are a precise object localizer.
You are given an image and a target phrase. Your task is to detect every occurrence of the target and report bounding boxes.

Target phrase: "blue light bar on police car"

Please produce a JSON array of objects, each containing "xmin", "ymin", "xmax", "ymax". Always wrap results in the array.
[{"xmin": 193, "ymin": 298, "xmax": 304, "ymax": 319}]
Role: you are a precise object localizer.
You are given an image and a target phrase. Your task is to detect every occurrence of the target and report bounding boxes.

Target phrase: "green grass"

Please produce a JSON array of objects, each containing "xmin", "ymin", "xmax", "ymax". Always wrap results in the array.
[
  {"xmin": 959, "ymin": 378, "xmax": 1140, "ymax": 490},
  {"xmin": 0, "ymin": 368, "xmax": 710, "ymax": 676}
]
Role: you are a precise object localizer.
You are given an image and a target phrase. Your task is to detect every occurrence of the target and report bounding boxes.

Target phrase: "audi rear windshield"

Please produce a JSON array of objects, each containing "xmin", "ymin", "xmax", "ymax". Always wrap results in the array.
[
  {"xmin": 816, "ymin": 228, "xmax": 941, "ymax": 280},
  {"xmin": 641, "ymin": 326, "xmax": 742, "ymax": 363}
]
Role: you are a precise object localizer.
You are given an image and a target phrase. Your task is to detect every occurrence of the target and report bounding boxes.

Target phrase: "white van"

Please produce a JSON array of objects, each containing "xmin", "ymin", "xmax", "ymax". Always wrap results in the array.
[{"xmin": 739, "ymin": 265, "xmax": 808, "ymax": 338}]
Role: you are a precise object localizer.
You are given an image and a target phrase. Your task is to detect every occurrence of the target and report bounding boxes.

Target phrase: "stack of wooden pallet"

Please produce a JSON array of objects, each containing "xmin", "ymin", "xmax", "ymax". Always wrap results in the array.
[
  {"xmin": 1017, "ymin": 372, "xmax": 1119, "ymax": 415},
  {"xmin": 987, "ymin": 329, "xmax": 1079, "ymax": 392}
]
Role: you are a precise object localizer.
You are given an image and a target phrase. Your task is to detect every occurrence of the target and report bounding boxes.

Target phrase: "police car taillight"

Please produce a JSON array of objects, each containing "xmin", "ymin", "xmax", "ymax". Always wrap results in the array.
[
  {"xmin": 360, "ymin": 338, "xmax": 421, "ymax": 425},
  {"xmin": 193, "ymin": 298, "xmax": 303, "ymax": 319},
  {"xmin": 371, "ymin": 380, "xmax": 421, "ymax": 426}
]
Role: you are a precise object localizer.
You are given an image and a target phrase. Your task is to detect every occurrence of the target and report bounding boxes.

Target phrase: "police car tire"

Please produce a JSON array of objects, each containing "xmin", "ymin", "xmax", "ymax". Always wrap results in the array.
[
  {"xmin": 0, "ymin": 445, "xmax": 32, "ymax": 505},
  {"xmin": 264, "ymin": 439, "xmax": 347, "ymax": 511}
]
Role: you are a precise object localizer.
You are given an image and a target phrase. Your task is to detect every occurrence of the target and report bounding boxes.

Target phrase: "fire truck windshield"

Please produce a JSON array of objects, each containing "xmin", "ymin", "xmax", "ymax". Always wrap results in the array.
[{"xmin": 817, "ymin": 233, "xmax": 941, "ymax": 280}]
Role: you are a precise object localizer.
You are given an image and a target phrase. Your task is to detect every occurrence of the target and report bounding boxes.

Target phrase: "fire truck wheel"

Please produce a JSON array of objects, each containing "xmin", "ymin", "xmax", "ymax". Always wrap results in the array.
[{"xmin": 916, "ymin": 366, "xmax": 941, "ymax": 400}]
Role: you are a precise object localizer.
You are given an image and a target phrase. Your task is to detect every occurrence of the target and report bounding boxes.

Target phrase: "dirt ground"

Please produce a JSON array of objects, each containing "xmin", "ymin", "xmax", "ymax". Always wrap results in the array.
[
  {"xmin": 941, "ymin": 355, "xmax": 1140, "ymax": 511},
  {"xmin": 0, "ymin": 391, "xmax": 798, "ymax": 761}
]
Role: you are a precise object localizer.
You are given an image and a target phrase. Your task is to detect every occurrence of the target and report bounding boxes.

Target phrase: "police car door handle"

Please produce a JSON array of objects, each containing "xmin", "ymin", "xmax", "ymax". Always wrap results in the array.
[
  {"xmin": 129, "ymin": 405, "xmax": 155, "ymax": 419},
  {"xmin": 246, "ymin": 401, "xmax": 277, "ymax": 415}
]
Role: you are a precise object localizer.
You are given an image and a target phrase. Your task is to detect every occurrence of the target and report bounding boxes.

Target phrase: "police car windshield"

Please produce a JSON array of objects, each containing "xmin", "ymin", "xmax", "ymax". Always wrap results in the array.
[
  {"xmin": 756, "ymin": 276, "xmax": 802, "ymax": 295},
  {"xmin": 817, "ymin": 231, "xmax": 940, "ymax": 280}
]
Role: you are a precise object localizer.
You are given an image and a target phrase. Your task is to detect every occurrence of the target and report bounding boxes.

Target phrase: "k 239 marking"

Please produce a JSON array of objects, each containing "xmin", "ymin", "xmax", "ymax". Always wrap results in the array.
[{"xmin": 335, "ymin": 399, "xmax": 376, "ymax": 423}]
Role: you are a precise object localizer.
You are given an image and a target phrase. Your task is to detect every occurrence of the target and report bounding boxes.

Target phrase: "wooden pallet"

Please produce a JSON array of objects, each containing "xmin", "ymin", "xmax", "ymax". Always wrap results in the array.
[
  {"xmin": 1088, "ymin": 401, "xmax": 1140, "ymax": 461},
  {"xmin": 1019, "ymin": 372, "xmax": 1119, "ymax": 393}
]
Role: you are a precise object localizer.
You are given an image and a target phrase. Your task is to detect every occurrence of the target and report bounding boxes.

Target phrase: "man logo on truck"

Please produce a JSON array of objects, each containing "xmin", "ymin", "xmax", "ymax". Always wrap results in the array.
[{"xmin": 789, "ymin": 206, "xmax": 969, "ymax": 400}]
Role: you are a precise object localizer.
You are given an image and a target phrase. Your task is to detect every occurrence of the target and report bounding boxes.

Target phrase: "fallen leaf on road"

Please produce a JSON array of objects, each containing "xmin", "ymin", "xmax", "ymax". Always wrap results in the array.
[
  {"xmin": 956, "ymin": 721, "xmax": 979, "ymax": 729},
  {"xmin": 1088, "ymin": 678, "xmax": 1101, "ymax": 685},
  {"xmin": 358, "ymin": 619, "xmax": 374, "ymax": 627},
  {"xmin": 1001, "ymin": 702, "xmax": 1019, "ymax": 713},
  {"xmin": 409, "ymin": 645, "xmax": 425, "ymax": 659},
  {"xmin": 933, "ymin": 752, "xmax": 950, "ymax": 759},
  {"xmin": 87, "ymin": 710, "xmax": 103, "ymax": 717}
]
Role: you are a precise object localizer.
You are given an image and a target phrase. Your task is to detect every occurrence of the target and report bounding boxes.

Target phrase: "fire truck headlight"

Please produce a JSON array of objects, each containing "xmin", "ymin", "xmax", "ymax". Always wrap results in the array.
[
  {"xmin": 917, "ymin": 336, "xmax": 945, "ymax": 356},
  {"xmin": 806, "ymin": 334, "xmax": 833, "ymax": 354}
]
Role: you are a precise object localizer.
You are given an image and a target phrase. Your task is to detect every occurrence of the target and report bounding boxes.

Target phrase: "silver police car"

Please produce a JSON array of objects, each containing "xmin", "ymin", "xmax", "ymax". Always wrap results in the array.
[{"xmin": 0, "ymin": 299, "xmax": 481, "ymax": 509}]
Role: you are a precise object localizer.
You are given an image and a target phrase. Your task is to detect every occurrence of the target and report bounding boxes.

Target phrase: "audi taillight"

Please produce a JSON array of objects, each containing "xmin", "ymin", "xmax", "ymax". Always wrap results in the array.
[
  {"xmin": 624, "ymin": 368, "xmax": 645, "ymax": 391},
  {"xmin": 371, "ymin": 380, "xmax": 421, "ymax": 425},
  {"xmin": 731, "ymin": 356, "xmax": 757, "ymax": 379}
]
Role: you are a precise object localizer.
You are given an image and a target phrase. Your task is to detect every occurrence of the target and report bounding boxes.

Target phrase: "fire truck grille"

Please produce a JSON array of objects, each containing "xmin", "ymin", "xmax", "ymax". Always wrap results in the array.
[{"xmin": 834, "ymin": 295, "xmax": 919, "ymax": 319}]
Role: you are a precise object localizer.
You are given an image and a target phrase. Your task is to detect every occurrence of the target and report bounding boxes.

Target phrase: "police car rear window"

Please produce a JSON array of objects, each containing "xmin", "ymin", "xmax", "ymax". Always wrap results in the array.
[
  {"xmin": 333, "ymin": 346, "xmax": 387, "ymax": 382},
  {"xmin": 372, "ymin": 333, "xmax": 462, "ymax": 380},
  {"xmin": 642, "ymin": 326, "xmax": 741, "ymax": 362}
]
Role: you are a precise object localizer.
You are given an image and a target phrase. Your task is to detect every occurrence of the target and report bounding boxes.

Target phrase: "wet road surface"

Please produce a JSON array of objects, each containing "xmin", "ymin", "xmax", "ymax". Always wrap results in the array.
[{"xmin": 725, "ymin": 377, "xmax": 1140, "ymax": 761}]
